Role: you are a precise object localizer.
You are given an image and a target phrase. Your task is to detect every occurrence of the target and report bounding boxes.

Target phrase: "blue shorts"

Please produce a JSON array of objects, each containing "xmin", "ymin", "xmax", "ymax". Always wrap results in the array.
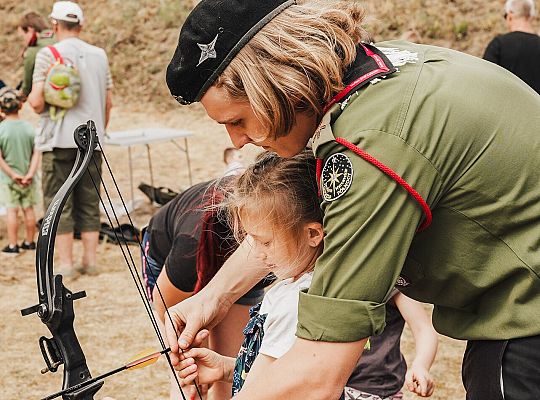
[{"xmin": 141, "ymin": 229, "xmax": 264, "ymax": 305}]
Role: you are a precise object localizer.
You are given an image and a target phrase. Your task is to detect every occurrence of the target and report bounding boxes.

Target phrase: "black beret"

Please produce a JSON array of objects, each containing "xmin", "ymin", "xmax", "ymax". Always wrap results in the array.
[{"xmin": 166, "ymin": 0, "xmax": 295, "ymax": 105}]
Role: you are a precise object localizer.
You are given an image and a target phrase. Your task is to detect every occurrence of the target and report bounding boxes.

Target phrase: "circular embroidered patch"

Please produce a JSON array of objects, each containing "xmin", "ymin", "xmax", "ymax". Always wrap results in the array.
[{"xmin": 321, "ymin": 153, "xmax": 354, "ymax": 201}]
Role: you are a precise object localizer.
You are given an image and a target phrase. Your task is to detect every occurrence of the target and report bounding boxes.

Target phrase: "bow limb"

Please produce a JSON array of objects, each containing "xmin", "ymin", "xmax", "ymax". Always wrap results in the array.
[{"xmin": 21, "ymin": 121, "xmax": 103, "ymax": 399}]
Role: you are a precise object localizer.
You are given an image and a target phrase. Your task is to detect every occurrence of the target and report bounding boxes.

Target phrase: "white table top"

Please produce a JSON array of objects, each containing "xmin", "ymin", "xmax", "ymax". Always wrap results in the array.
[{"xmin": 104, "ymin": 128, "xmax": 193, "ymax": 146}]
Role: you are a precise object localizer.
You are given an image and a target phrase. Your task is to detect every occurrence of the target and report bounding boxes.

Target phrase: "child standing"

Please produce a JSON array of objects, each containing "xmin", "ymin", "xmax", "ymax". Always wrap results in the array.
[
  {"xmin": 0, "ymin": 88, "xmax": 40, "ymax": 255},
  {"xmin": 176, "ymin": 151, "xmax": 438, "ymax": 399}
]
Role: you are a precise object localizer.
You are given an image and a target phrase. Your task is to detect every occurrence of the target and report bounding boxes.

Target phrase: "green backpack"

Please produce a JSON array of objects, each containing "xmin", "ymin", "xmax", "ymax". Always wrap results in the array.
[{"xmin": 44, "ymin": 46, "xmax": 81, "ymax": 121}]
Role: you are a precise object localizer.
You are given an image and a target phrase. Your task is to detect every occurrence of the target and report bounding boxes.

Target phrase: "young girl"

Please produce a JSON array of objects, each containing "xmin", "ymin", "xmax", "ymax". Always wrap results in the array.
[
  {"xmin": 141, "ymin": 177, "xmax": 271, "ymax": 399},
  {"xmin": 176, "ymin": 151, "xmax": 437, "ymax": 399}
]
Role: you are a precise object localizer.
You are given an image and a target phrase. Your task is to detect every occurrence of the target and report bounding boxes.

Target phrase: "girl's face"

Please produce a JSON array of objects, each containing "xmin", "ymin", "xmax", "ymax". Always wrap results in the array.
[
  {"xmin": 240, "ymin": 208, "xmax": 323, "ymax": 280},
  {"xmin": 201, "ymin": 86, "xmax": 318, "ymax": 158}
]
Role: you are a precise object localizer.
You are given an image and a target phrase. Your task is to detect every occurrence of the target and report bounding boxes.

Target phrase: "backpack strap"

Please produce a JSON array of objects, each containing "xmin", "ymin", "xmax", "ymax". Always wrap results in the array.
[{"xmin": 48, "ymin": 45, "xmax": 64, "ymax": 64}]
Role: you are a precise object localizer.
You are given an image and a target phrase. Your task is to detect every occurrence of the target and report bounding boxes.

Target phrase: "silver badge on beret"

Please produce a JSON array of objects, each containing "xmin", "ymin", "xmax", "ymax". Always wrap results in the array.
[
  {"xmin": 197, "ymin": 33, "xmax": 219, "ymax": 66},
  {"xmin": 321, "ymin": 153, "xmax": 354, "ymax": 201}
]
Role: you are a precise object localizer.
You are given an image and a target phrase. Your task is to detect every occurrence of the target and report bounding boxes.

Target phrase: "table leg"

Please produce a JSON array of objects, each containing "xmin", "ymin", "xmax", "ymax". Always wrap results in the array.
[
  {"xmin": 128, "ymin": 146, "xmax": 134, "ymax": 208},
  {"xmin": 146, "ymin": 144, "xmax": 155, "ymax": 203}
]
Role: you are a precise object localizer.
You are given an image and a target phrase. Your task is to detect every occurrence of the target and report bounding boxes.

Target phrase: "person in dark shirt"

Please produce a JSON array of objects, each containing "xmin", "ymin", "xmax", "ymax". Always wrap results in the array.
[
  {"xmin": 483, "ymin": 0, "xmax": 540, "ymax": 93},
  {"xmin": 141, "ymin": 176, "xmax": 271, "ymax": 399}
]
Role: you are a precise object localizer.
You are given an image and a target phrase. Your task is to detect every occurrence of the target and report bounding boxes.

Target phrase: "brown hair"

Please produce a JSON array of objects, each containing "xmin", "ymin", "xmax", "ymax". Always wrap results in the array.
[
  {"xmin": 19, "ymin": 12, "xmax": 49, "ymax": 32},
  {"xmin": 55, "ymin": 20, "xmax": 82, "ymax": 31},
  {"xmin": 214, "ymin": 0, "xmax": 368, "ymax": 140},
  {"xmin": 226, "ymin": 150, "xmax": 322, "ymax": 246},
  {"xmin": 0, "ymin": 88, "xmax": 25, "ymax": 114}
]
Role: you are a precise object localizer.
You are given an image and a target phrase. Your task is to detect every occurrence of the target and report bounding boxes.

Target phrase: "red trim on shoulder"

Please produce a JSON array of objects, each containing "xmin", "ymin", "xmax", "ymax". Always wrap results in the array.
[
  {"xmin": 48, "ymin": 45, "xmax": 64, "ymax": 64},
  {"xmin": 316, "ymin": 158, "xmax": 323, "ymax": 197},
  {"xmin": 323, "ymin": 44, "xmax": 390, "ymax": 114},
  {"xmin": 334, "ymin": 137, "xmax": 432, "ymax": 232}
]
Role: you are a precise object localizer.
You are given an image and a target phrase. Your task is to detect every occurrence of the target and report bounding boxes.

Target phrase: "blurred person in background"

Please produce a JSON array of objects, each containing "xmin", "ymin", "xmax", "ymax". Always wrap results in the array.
[
  {"xmin": 483, "ymin": 0, "xmax": 540, "ymax": 93},
  {"xmin": 17, "ymin": 11, "xmax": 55, "ymax": 97},
  {"xmin": 0, "ymin": 87, "xmax": 39, "ymax": 256},
  {"xmin": 28, "ymin": 1, "xmax": 113, "ymax": 277}
]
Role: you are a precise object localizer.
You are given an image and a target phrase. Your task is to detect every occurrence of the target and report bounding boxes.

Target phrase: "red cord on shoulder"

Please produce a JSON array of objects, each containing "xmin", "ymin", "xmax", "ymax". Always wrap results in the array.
[{"xmin": 335, "ymin": 137, "xmax": 432, "ymax": 231}]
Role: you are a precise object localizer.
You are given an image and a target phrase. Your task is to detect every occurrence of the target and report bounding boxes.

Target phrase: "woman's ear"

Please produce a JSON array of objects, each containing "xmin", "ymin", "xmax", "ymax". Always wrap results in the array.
[{"xmin": 305, "ymin": 222, "xmax": 324, "ymax": 248}]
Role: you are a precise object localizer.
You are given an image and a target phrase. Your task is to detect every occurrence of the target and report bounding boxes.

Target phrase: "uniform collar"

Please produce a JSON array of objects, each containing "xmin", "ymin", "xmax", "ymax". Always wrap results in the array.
[
  {"xmin": 312, "ymin": 44, "xmax": 397, "ymax": 155},
  {"xmin": 323, "ymin": 43, "xmax": 397, "ymax": 114}
]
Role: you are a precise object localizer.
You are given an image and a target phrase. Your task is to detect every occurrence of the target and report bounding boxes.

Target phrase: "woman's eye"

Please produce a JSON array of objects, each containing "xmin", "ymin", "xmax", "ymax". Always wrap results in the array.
[
  {"xmin": 230, "ymin": 120, "xmax": 242, "ymax": 127},
  {"xmin": 263, "ymin": 241, "xmax": 271, "ymax": 247}
]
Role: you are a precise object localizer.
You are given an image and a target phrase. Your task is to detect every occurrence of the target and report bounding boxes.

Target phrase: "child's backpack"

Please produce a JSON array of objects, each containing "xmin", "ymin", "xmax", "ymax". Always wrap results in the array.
[{"xmin": 43, "ymin": 46, "xmax": 81, "ymax": 121}]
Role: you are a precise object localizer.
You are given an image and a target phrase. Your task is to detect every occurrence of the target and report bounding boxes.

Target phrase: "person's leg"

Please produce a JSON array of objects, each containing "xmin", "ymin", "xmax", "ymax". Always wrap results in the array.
[
  {"xmin": 42, "ymin": 150, "xmax": 76, "ymax": 272},
  {"xmin": 6, "ymin": 207, "xmax": 19, "ymax": 246},
  {"xmin": 73, "ymin": 151, "xmax": 102, "ymax": 274},
  {"xmin": 56, "ymin": 233, "xmax": 74, "ymax": 270},
  {"xmin": 502, "ymin": 334, "xmax": 540, "ymax": 400},
  {"xmin": 80, "ymin": 231, "xmax": 99, "ymax": 271},
  {"xmin": 462, "ymin": 339, "xmax": 507, "ymax": 400},
  {"xmin": 207, "ymin": 303, "xmax": 251, "ymax": 400},
  {"xmin": 22, "ymin": 206, "xmax": 36, "ymax": 244}
]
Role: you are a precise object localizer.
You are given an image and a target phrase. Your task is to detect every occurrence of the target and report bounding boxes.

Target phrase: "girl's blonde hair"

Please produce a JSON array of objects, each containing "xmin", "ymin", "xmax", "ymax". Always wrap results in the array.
[
  {"xmin": 226, "ymin": 150, "xmax": 322, "ymax": 244},
  {"xmin": 214, "ymin": 0, "xmax": 368, "ymax": 140}
]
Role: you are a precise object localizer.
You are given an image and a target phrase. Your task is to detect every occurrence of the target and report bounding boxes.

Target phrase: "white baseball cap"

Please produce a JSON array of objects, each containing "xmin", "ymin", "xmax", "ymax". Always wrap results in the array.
[{"xmin": 50, "ymin": 1, "xmax": 84, "ymax": 25}]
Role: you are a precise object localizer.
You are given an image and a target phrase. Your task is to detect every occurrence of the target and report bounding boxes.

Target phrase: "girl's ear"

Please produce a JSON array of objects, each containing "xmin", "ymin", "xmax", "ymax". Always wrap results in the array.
[{"xmin": 305, "ymin": 222, "xmax": 324, "ymax": 248}]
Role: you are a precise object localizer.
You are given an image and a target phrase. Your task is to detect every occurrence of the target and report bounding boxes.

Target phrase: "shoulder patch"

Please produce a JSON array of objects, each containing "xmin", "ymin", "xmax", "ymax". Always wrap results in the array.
[{"xmin": 321, "ymin": 153, "xmax": 354, "ymax": 201}]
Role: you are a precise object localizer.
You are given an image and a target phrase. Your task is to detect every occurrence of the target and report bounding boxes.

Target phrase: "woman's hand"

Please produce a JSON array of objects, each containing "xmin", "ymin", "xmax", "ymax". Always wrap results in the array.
[
  {"xmin": 165, "ymin": 237, "xmax": 270, "ymax": 365},
  {"xmin": 165, "ymin": 290, "xmax": 231, "ymax": 364},
  {"xmin": 405, "ymin": 363, "xmax": 435, "ymax": 397},
  {"xmin": 176, "ymin": 346, "xmax": 235, "ymax": 386}
]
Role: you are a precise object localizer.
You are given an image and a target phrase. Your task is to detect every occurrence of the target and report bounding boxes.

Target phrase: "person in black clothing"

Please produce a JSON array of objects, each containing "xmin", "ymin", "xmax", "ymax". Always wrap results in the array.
[
  {"xmin": 141, "ymin": 177, "xmax": 271, "ymax": 400},
  {"xmin": 483, "ymin": 0, "xmax": 540, "ymax": 94}
]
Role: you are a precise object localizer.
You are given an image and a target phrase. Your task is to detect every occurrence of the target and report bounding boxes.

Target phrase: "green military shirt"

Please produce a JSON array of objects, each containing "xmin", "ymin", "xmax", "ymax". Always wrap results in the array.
[
  {"xmin": 21, "ymin": 30, "xmax": 55, "ymax": 96},
  {"xmin": 297, "ymin": 41, "xmax": 540, "ymax": 342}
]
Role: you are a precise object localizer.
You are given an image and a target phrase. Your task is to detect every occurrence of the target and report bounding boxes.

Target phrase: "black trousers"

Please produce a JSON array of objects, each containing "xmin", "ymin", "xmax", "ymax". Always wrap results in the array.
[{"xmin": 462, "ymin": 334, "xmax": 540, "ymax": 400}]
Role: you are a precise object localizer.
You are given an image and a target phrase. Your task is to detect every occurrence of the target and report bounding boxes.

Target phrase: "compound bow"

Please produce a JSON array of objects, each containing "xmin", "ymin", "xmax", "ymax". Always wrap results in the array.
[{"xmin": 21, "ymin": 121, "xmax": 199, "ymax": 400}]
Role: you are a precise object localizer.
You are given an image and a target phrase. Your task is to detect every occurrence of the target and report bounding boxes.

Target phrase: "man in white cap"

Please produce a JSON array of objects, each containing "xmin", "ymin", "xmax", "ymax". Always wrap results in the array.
[{"xmin": 28, "ymin": 1, "xmax": 113, "ymax": 277}]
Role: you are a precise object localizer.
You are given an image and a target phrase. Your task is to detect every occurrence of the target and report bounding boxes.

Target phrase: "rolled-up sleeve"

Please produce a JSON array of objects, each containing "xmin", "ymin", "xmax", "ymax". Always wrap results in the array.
[{"xmin": 297, "ymin": 129, "xmax": 440, "ymax": 342}]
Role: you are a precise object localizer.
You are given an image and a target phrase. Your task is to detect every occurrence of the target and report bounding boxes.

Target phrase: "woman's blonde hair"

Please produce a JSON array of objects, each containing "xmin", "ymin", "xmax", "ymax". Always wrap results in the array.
[
  {"xmin": 226, "ymin": 150, "xmax": 322, "ymax": 245},
  {"xmin": 214, "ymin": 0, "xmax": 368, "ymax": 140}
]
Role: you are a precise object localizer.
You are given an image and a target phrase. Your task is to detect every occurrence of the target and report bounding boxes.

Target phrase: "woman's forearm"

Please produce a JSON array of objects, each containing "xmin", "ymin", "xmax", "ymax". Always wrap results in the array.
[{"xmin": 205, "ymin": 237, "xmax": 271, "ymax": 307}]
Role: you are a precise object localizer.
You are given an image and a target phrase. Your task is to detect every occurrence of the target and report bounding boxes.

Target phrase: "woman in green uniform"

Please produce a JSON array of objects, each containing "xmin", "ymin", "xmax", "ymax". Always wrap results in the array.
[{"xmin": 164, "ymin": 1, "xmax": 540, "ymax": 399}]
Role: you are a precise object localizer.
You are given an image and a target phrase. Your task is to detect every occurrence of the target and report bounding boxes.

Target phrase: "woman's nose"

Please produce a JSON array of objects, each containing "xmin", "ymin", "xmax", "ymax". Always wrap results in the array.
[{"xmin": 228, "ymin": 131, "xmax": 252, "ymax": 149}]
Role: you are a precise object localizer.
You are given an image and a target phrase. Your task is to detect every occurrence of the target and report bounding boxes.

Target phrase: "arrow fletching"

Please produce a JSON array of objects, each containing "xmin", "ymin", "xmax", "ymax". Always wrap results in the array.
[{"xmin": 126, "ymin": 348, "xmax": 166, "ymax": 370}]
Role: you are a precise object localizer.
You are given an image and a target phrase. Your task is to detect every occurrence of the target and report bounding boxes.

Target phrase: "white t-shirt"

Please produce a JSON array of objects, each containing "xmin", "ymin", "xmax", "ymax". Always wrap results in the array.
[
  {"xmin": 258, "ymin": 272, "xmax": 313, "ymax": 359},
  {"xmin": 33, "ymin": 37, "xmax": 113, "ymax": 151}
]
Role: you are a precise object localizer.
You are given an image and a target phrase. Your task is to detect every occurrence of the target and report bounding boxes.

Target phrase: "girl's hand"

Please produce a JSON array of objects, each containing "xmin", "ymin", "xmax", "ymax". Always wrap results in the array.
[
  {"xmin": 405, "ymin": 364, "xmax": 434, "ymax": 397},
  {"xmin": 21, "ymin": 173, "xmax": 33, "ymax": 186},
  {"xmin": 11, "ymin": 173, "xmax": 24, "ymax": 185},
  {"xmin": 176, "ymin": 347, "xmax": 229, "ymax": 386}
]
